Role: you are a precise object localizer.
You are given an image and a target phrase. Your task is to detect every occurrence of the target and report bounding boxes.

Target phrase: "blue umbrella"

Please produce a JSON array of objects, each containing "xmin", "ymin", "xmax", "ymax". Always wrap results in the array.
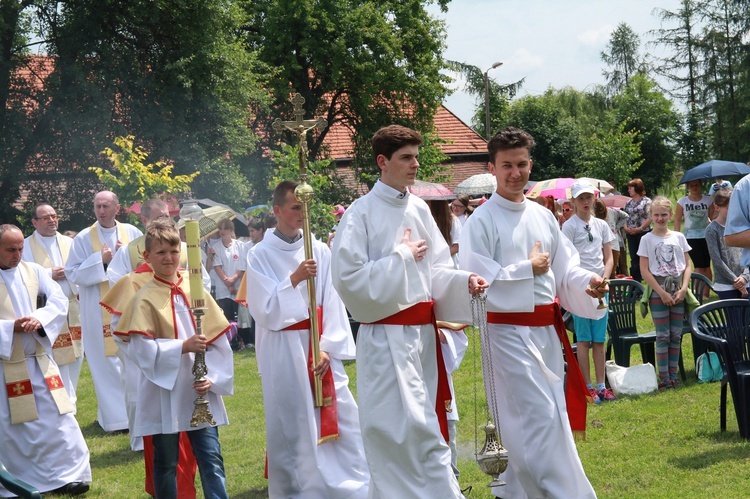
[{"xmin": 678, "ymin": 159, "xmax": 750, "ymax": 185}]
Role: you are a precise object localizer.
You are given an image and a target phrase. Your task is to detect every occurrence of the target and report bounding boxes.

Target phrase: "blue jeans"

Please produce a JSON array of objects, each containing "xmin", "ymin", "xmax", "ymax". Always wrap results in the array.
[{"xmin": 152, "ymin": 426, "xmax": 228, "ymax": 499}]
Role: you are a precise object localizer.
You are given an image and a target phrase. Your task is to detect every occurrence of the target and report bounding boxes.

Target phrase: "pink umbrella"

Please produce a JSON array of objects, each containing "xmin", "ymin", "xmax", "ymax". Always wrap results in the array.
[
  {"xmin": 525, "ymin": 178, "xmax": 599, "ymax": 200},
  {"xmin": 409, "ymin": 179, "xmax": 454, "ymax": 200},
  {"xmin": 601, "ymin": 195, "xmax": 632, "ymax": 209}
]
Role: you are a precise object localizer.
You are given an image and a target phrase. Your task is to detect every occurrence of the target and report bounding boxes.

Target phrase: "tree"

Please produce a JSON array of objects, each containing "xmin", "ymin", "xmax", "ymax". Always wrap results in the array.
[
  {"xmin": 580, "ymin": 123, "xmax": 643, "ymax": 189},
  {"xmin": 3, "ymin": 0, "xmax": 268, "ymax": 222},
  {"xmin": 244, "ymin": 0, "xmax": 452, "ymax": 183},
  {"xmin": 612, "ymin": 74, "xmax": 679, "ymax": 193},
  {"xmin": 446, "ymin": 60, "xmax": 524, "ymax": 138},
  {"xmin": 601, "ymin": 22, "xmax": 646, "ymax": 96},
  {"xmin": 88, "ymin": 136, "xmax": 198, "ymax": 207},
  {"xmin": 501, "ymin": 94, "xmax": 585, "ymax": 180},
  {"xmin": 700, "ymin": 0, "xmax": 748, "ymax": 159},
  {"xmin": 651, "ymin": 0, "xmax": 703, "ymax": 105}
]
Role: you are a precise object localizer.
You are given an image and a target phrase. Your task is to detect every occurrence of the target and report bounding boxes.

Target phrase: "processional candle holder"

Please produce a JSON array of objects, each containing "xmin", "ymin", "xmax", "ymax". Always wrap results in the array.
[
  {"xmin": 272, "ymin": 93, "xmax": 327, "ymax": 407},
  {"xmin": 180, "ymin": 200, "xmax": 216, "ymax": 427},
  {"xmin": 471, "ymin": 293, "xmax": 509, "ymax": 488}
]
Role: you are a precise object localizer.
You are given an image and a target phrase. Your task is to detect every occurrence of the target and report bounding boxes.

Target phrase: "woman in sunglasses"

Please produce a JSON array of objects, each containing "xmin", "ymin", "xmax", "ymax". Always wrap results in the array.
[{"xmin": 561, "ymin": 180, "xmax": 617, "ymax": 403}]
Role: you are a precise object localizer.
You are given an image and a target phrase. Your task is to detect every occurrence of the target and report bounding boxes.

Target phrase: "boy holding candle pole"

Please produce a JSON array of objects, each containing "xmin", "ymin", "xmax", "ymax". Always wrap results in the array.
[{"xmin": 114, "ymin": 218, "xmax": 233, "ymax": 499}]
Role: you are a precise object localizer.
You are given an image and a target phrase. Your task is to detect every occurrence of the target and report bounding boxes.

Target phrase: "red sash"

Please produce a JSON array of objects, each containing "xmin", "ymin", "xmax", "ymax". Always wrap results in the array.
[
  {"xmin": 281, "ymin": 306, "xmax": 339, "ymax": 444},
  {"xmin": 366, "ymin": 301, "xmax": 452, "ymax": 443},
  {"xmin": 487, "ymin": 300, "xmax": 589, "ymax": 439}
]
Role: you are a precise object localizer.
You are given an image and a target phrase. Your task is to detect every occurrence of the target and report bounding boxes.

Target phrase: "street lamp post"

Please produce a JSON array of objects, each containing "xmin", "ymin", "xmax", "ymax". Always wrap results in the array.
[{"xmin": 484, "ymin": 62, "xmax": 503, "ymax": 140}]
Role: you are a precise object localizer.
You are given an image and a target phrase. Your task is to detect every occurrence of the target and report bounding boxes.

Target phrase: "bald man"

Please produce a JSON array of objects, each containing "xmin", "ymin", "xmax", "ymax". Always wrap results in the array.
[{"xmin": 64, "ymin": 191, "xmax": 142, "ymax": 434}]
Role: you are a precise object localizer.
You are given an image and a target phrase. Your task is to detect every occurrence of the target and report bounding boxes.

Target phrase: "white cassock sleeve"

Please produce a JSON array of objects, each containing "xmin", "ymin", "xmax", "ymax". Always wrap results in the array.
[
  {"xmin": 126, "ymin": 335, "xmax": 183, "ymax": 390},
  {"xmin": 107, "ymin": 246, "xmax": 133, "ymax": 286},
  {"xmin": 0, "ymin": 266, "xmax": 67, "ymax": 357},
  {"xmin": 439, "ymin": 328, "xmax": 468, "ymax": 374},
  {"xmin": 34, "ymin": 267, "xmax": 69, "ymax": 346},
  {"xmin": 246, "ymin": 266, "xmax": 308, "ymax": 331},
  {"xmin": 64, "ymin": 230, "xmax": 107, "ymax": 287},
  {"xmin": 459, "ymin": 211, "xmax": 536, "ymax": 307}
]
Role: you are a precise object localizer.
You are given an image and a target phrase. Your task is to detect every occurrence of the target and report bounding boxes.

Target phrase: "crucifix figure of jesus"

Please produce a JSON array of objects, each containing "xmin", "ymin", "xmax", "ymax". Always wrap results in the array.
[{"xmin": 272, "ymin": 93, "xmax": 327, "ymax": 180}]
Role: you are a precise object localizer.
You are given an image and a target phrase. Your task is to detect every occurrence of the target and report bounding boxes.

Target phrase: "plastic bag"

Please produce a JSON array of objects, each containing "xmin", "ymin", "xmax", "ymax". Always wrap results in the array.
[{"xmin": 605, "ymin": 360, "xmax": 658, "ymax": 396}]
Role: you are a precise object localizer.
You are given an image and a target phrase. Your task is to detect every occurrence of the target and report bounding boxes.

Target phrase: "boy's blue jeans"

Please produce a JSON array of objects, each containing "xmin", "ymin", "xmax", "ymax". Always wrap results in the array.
[{"xmin": 152, "ymin": 426, "xmax": 228, "ymax": 499}]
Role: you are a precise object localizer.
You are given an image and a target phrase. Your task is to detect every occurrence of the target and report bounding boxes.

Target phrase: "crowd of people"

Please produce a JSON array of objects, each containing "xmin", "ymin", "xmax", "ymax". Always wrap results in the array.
[{"xmin": 2, "ymin": 121, "xmax": 749, "ymax": 499}]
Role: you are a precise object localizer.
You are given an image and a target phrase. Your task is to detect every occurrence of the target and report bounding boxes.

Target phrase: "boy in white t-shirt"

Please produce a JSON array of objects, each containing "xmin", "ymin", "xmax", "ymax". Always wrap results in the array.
[{"xmin": 562, "ymin": 180, "xmax": 616, "ymax": 403}]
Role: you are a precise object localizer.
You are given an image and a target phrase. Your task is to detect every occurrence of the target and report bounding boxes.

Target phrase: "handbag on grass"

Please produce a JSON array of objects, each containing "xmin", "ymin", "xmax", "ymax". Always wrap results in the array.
[{"xmin": 605, "ymin": 360, "xmax": 658, "ymax": 396}]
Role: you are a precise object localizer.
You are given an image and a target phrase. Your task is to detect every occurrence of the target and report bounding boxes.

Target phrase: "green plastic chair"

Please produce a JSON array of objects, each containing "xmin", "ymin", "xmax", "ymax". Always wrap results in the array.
[
  {"xmin": 606, "ymin": 279, "xmax": 656, "ymax": 367},
  {"xmin": 691, "ymin": 299, "xmax": 750, "ymax": 438},
  {"xmin": 0, "ymin": 461, "xmax": 42, "ymax": 499}
]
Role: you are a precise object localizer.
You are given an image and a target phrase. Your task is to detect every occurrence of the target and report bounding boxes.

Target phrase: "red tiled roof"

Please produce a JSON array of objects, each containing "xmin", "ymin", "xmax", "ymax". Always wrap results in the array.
[
  {"xmin": 433, "ymin": 105, "xmax": 487, "ymax": 154},
  {"xmin": 323, "ymin": 104, "xmax": 487, "ymax": 160}
]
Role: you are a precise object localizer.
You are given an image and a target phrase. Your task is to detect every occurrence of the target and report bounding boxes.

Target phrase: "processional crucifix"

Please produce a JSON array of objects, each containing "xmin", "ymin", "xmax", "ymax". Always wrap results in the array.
[{"xmin": 272, "ymin": 93, "xmax": 327, "ymax": 407}]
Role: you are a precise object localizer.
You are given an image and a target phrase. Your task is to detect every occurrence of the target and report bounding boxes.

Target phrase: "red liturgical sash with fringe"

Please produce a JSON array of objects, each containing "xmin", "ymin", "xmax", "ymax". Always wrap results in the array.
[
  {"xmin": 487, "ymin": 300, "xmax": 590, "ymax": 440},
  {"xmin": 282, "ymin": 306, "xmax": 338, "ymax": 444},
  {"xmin": 365, "ymin": 301, "xmax": 452, "ymax": 443}
]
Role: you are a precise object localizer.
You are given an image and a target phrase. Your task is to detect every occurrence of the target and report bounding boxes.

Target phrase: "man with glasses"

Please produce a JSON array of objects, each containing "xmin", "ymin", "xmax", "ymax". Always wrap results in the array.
[{"xmin": 22, "ymin": 203, "xmax": 83, "ymax": 406}]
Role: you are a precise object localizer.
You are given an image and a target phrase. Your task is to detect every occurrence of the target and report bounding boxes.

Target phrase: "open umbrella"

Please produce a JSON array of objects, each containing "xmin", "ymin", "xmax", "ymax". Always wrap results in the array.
[
  {"xmin": 177, "ymin": 205, "xmax": 240, "ymax": 239},
  {"xmin": 678, "ymin": 160, "xmax": 750, "ymax": 185},
  {"xmin": 454, "ymin": 173, "xmax": 497, "ymax": 196},
  {"xmin": 525, "ymin": 178, "xmax": 599, "ymax": 200},
  {"xmin": 409, "ymin": 179, "xmax": 454, "ymax": 200},
  {"xmin": 601, "ymin": 195, "xmax": 631, "ymax": 209},
  {"xmin": 191, "ymin": 199, "xmax": 248, "ymax": 237},
  {"xmin": 578, "ymin": 177, "xmax": 615, "ymax": 194}
]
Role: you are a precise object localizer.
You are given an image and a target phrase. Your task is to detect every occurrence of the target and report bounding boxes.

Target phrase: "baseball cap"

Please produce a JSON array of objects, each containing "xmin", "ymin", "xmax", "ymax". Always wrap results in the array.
[
  {"xmin": 333, "ymin": 204, "xmax": 345, "ymax": 216},
  {"xmin": 570, "ymin": 180, "xmax": 596, "ymax": 199}
]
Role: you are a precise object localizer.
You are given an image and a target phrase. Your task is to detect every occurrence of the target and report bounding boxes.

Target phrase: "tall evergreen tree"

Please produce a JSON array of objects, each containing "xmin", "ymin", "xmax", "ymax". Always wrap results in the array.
[{"xmin": 601, "ymin": 22, "xmax": 646, "ymax": 96}]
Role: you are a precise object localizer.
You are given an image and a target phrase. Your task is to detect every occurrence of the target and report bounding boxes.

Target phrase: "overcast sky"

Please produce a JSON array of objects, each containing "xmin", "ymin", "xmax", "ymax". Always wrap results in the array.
[{"xmin": 429, "ymin": 0, "xmax": 683, "ymax": 125}]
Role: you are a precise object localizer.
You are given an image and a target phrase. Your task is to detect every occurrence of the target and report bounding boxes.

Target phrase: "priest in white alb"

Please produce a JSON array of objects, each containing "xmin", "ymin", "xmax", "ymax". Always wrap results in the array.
[
  {"xmin": 459, "ymin": 127, "xmax": 606, "ymax": 499},
  {"xmin": 64, "ymin": 190, "xmax": 142, "ymax": 433},
  {"xmin": 22, "ymin": 203, "xmax": 82, "ymax": 405},
  {"xmin": 0, "ymin": 225, "xmax": 91, "ymax": 497},
  {"xmin": 246, "ymin": 180, "xmax": 369, "ymax": 498},
  {"xmin": 331, "ymin": 125, "xmax": 487, "ymax": 498}
]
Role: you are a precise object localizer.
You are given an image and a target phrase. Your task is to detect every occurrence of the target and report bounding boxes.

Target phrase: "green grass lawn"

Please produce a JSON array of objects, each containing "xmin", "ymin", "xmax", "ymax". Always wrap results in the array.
[{"xmin": 75, "ymin": 312, "xmax": 750, "ymax": 498}]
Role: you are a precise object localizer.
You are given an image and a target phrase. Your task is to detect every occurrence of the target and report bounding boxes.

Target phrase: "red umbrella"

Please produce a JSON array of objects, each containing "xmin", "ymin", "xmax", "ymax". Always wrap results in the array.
[
  {"xmin": 409, "ymin": 180, "xmax": 454, "ymax": 200},
  {"xmin": 601, "ymin": 195, "xmax": 631, "ymax": 209}
]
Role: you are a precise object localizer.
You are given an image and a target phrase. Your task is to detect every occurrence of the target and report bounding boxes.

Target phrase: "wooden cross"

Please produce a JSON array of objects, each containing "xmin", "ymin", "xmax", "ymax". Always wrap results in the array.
[{"xmin": 272, "ymin": 93, "xmax": 327, "ymax": 179}]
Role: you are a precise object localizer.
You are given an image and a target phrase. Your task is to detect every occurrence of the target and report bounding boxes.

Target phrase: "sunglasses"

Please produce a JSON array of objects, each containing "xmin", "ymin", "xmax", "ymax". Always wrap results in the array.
[
  {"xmin": 451, "ymin": 203, "xmax": 465, "ymax": 209},
  {"xmin": 34, "ymin": 214, "xmax": 59, "ymax": 222},
  {"xmin": 563, "ymin": 208, "xmax": 572, "ymax": 213},
  {"xmin": 584, "ymin": 224, "xmax": 593, "ymax": 242}
]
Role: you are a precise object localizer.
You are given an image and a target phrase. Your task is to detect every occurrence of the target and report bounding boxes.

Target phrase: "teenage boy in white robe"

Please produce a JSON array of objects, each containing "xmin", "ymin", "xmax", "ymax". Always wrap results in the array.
[
  {"xmin": 246, "ymin": 180, "xmax": 369, "ymax": 498},
  {"xmin": 0, "ymin": 225, "xmax": 91, "ymax": 497},
  {"xmin": 331, "ymin": 125, "xmax": 487, "ymax": 498},
  {"xmin": 64, "ymin": 190, "xmax": 142, "ymax": 433},
  {"xmin": 460, "ymin": 127, "xmax": 608, "ymax": 499}
]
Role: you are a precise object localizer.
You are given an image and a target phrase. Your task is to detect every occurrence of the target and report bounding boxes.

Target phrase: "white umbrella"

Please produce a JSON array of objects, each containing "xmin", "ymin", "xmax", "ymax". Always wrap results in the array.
[
  {"xmin": 578, "ymin": 178, "xmax": 615, "ymax": 194},
  {"xmin": 454, "ymin": 173, "xmax": 497, "ymax": 196}
]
